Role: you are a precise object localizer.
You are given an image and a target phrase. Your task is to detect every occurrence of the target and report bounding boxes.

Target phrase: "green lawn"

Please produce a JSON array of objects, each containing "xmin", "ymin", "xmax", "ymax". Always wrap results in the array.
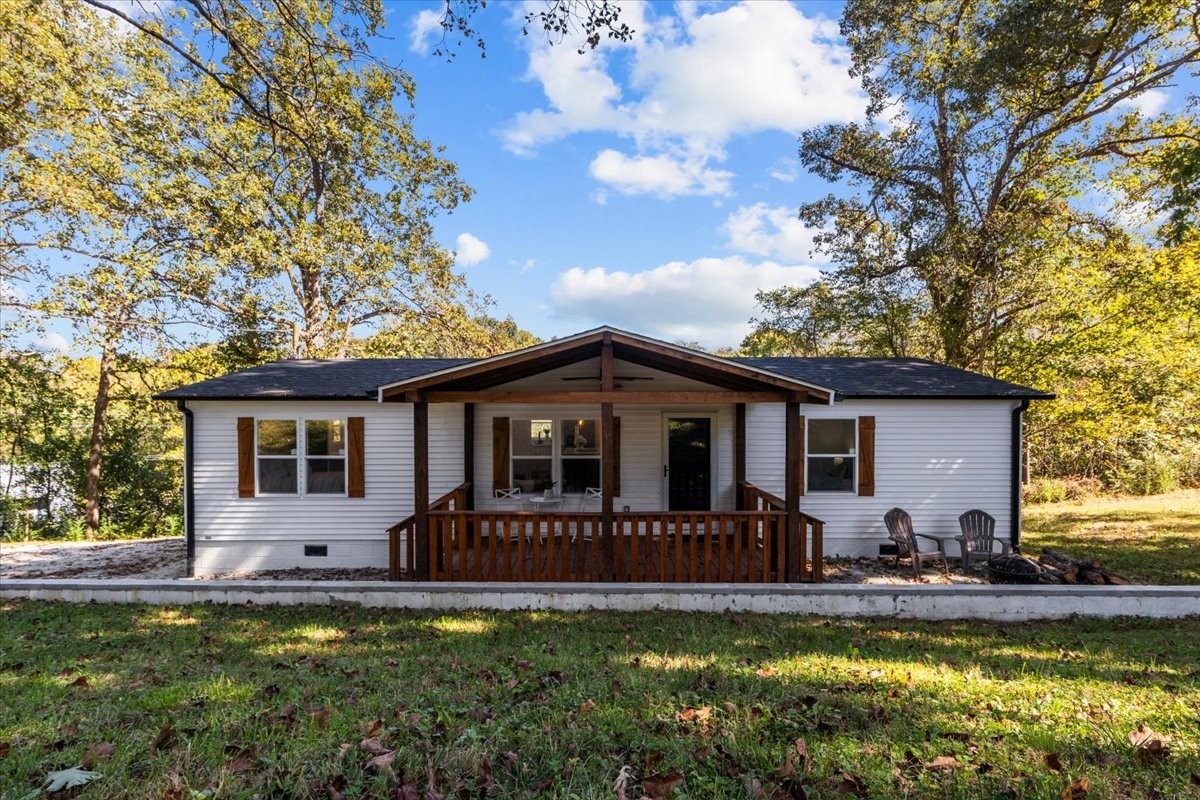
[
  {"xmin": 2, "ymin": 602, "xmax": 1198, "ymax": 799},
  {"xmin": 1024, "ymin": 489, "xmax": 1200, "ymax": 584}
]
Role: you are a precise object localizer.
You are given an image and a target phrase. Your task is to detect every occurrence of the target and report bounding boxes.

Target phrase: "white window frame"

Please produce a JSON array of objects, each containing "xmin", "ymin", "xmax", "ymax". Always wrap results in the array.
[
  {"xmin": 806, "ymin": 418, "xmax": 857, "ymax": 494},
  {"xmin": 254, "ymin": 416, "xmax": 348, "ymax": 497},
  {"xmin": 510, "ymin": 416, "xmax": 603, "ymax": 494}
]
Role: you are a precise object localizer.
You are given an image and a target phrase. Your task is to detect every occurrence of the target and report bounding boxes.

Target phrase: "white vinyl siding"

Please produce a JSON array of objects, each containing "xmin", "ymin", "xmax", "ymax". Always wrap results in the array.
[
  {"xmin": 188, "ymin": 400, "xmax": 462, "ymax": 575},
  {"xmin": 746, "ymin": 399, "xmax": 1017, "ymax": 557}
]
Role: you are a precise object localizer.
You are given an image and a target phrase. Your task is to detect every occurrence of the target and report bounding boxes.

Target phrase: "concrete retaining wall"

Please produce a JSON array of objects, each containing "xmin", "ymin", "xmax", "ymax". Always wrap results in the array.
[{"xmin": 3, "ymin": 579, "xmax": 1199, "ymax": 620}]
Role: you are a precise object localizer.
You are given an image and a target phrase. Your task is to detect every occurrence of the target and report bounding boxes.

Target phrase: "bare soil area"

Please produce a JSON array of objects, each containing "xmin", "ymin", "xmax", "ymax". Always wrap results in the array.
[{"xmin": 0, "ymin": 537, "xmax": 186, "ymax": 579}]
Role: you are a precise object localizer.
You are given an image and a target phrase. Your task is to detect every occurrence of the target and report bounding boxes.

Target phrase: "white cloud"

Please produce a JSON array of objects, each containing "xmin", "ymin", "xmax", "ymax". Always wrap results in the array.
[
  {"xmin": 721, "ymin": 203, "xmax": 828, "ymax": 263},
  {"xmin": 1118, "ymin": 89, "xmax": 1169, "ymax": 117},
  {"xmin": 408, "ymin": 8, "xmax": 442, "ymax": 55},
  {"xmin": 501, "ymin": 1, "xmax": 866, "ymax": 197},
  {"xmin": 549, "ymin": 256, "xmax": 822, "ymax": 347},
  {"xmin": 589, "ymin": 149, "xmax": 733, "ymax": 198},
  {"xmin": 768, "ymin": 159, "xmax": 800, "ymax": 183},
  {"xmin": 454, "ymin": 232, "xmax": 491, "ymax": 266},
  {"xmin": 35, "ymin": 332, "xmax": 70, "ymax": 354}
]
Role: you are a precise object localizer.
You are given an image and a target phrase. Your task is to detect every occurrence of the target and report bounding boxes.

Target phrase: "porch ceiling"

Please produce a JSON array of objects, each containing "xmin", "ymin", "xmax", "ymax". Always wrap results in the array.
[{"xmin": 377, "ymin": 326, "xmax": 833, "ymax": 404}]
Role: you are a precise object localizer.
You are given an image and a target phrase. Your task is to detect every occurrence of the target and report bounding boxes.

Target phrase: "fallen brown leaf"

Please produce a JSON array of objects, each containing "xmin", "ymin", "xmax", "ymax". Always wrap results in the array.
[
  {"xmin": 1044, "ymin": 753, "xmax": 1064, "ymax": 773},
  {"xmin": 1061, "ymin": 776, "xmax": 1089, "ymax": 799},
  {"xmin": 152, "ymin": 723, "xmax": 178, "ymax": 752},
  {"xmin": 579, "ymin": 698, "xmax": 596, "ymax": 713},
  {"xmin": 223, "ymin": 746, "xmax": 256, "ymax": 772},
  {"xmin": 1129, "ymin": 725, "xmax": 1170, "ymax": 764},
  {"xmin": 312, "ymin": 707, "xmax": 332, "ymax": 729},
  {"xmin": 642, "ymin": 770, "xmax": 684, "ymax": 799},
  {"xmin": 69, "ymin": 676, "xmax": 90, "ymax": 688},
  {"xmin": 82, "ymin": 742, "xmax": 115, "ymax": 769},
  {"xmin": 0, "ymin": 740, "xmax": 9, "ymax": 758},
  {"xmin": 360, "ymin": 737, "xmax": 388, "ymax": 755},
  {"xmin": 360, "ymin": 719, "xmax": 384, "ymax": 738},
  {"xmin": 924, "ymin": 756, "xmax": 961, "ymax": 771},
  {"xmin": 676, "ymin": 706, "xmax": 712, "ymax": 724},
  {"xmin": 365, "ymin": 750, "xmax": 396, "ymax": 771},
  {"xmin": 832, "ymin": 771, "xmax": 867, "ymax": 797}
]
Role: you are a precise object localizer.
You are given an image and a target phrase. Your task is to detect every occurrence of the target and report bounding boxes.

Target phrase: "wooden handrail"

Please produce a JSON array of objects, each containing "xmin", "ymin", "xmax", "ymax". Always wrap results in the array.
[
  {"xmin": 738, "ymin": 481, "xmax": 786, "ymax": 512},
  {"xmin": 388, "ymin": 482, "xmax": 472, "ymax": 580}
]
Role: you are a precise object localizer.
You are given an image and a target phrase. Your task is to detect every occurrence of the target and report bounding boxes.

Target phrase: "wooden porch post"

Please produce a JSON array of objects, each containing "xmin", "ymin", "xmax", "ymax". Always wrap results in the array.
[
  {"xmin": 463, "ymin": 403, "xmax": 475, "ymax": 510},
  {"xmin": 600, "ymin": 332, "xmax": 616, "ymax": 580},
  {"xmin": 414, "ymin": 400, "xmax": 430, "ymax": 579},
  {"xmin": 734, "ymin": 403, "xmax": 746, "ymax": 510},
  {"xmin": 784, "ymin": 399, "xmax": 801, "ymax": 582}
]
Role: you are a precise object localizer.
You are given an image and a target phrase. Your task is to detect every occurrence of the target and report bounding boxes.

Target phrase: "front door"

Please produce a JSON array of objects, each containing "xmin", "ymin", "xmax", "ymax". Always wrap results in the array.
[{"xmin": 665, "ymin": 417, "xmax": 712, "ymax": 511}]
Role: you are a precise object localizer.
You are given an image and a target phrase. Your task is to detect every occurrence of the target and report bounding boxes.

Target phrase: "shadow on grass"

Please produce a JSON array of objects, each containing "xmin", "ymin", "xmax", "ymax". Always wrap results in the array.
[{"xmin": 2, "ymin": 601, "xmax": 1198, "ymax": 800}]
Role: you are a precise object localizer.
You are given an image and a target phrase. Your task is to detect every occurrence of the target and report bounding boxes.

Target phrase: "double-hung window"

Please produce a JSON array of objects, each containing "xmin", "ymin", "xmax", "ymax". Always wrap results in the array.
[
  {"xmin": 510, "ymin": 417, "xmax": 602, "ymax": 494},
  {"xmin": 807, "ymin": 419, "xmax": 856, "ymax": 492},
  {"xmin": 255, "ymin": 418, "xmax": 345, "ymax": 495}
]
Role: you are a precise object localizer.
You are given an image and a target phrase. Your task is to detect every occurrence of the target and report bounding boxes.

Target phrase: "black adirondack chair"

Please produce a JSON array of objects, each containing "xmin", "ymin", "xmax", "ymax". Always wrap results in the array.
[
  {"xmin": 955, "ymin": 509, "xmax": 1011, "ymax": 571},
  {"xmin": 883, "ymin": 508, "xmax": 949, "ymax": 580}
]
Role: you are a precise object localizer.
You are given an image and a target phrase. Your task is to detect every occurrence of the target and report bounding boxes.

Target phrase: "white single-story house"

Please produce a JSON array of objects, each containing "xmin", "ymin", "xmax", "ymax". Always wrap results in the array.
[{"xmin": 157, "ymin": 326, "xmax": 1051, "ymax": 581}]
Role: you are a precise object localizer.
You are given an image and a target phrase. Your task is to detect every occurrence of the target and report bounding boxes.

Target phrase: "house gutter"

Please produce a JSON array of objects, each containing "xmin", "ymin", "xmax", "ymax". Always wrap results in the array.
[
  {"xmin": 1010, "ymin": 398, "xmax": 1030, "ymax": 552},
  {"xmin": 176, "ymin": 400, "xmax": 195, "ymax": 577}
]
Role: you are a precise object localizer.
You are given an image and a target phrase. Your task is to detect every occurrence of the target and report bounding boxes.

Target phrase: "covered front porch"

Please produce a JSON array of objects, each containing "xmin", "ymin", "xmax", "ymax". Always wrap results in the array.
[{"xmin": 381, "ymin": 328, "xmax": 833, "ymax": 584}]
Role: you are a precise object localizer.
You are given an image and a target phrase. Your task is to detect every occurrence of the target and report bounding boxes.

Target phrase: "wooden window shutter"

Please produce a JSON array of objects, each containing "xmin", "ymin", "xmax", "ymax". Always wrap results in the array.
[
  {"xmin": 492, "ymin": 417, "xmax": 510, "ymax": 492},
  {"xmin": 858, "ymin": 416, "xmax": 876, "ymax": 497},
  {"xmin": 797, "ymin": 415, "xmax": 806, "ymax": 496},
  {"xmin": 347, "ymin": 416, "xmax": 365, "ymax": 498},
  {"xmin": 611, "ymin": 417, "xmax": 621, "ymax": 496},
  {"xmin": 237, "ymin": 417, "xmax": 255, "ymax": 497}
]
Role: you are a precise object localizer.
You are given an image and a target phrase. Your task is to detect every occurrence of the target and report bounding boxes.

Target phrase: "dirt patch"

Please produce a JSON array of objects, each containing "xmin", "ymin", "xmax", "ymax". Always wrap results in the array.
[
  {"xmin": 823, "ymin": 556, "xmax": 987, "ymax": 584},
  {"xmin": 0, "ymin": 537, "xmax": 185, "ymax": 579}
]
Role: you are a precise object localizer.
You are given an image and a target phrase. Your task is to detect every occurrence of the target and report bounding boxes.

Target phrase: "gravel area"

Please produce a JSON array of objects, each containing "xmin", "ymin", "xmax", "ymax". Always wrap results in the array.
[
  {"xmin": 0, "ymin": 537, "xmax": 186, "ymax": 579},
  {"xmin": 1, "ymin": 538, "xmax": 985, "ymax": 584}
]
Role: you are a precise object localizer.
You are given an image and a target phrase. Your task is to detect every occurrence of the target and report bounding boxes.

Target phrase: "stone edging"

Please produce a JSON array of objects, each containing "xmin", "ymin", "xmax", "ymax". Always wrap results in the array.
[{"xmin": 2, "ymin": 578, "xmax": 1198, "ymax": 620}]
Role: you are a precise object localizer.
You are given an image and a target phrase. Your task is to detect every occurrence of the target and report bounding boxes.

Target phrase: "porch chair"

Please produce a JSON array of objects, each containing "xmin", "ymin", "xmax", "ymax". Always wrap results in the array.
[
  {"xmin": 955, "ymin": 509, "xmax": 1010, "ymax": 571},
  {"xmin": 570, "ymin": 488, "xmax": 602, "ymax": 543},
  {"xmin": 883, "ymin": 507, "xmax": 949, "ymax": 580},
  {"xmin": 493, "ymin": 487, "xmax": 522, "ymax": 511}
]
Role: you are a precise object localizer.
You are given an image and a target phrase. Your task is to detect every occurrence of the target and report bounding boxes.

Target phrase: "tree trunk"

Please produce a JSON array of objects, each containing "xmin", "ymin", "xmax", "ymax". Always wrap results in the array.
[{"xmin": 84, "ymin": 343, "xmax": 115, "ymax": 537}]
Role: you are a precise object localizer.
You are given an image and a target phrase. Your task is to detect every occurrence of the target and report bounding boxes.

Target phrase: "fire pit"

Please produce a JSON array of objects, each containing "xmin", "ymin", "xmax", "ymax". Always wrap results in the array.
[{"xmin": 987, "ymin": 554, "xmax": 1048, "ymax": 584}]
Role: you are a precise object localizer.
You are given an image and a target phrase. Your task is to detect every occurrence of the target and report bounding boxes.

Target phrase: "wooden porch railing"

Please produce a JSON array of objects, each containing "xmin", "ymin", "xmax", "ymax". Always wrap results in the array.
[
  {"xmin": 739, "ymin": 481, "xmax": 824, "ymax": 582},
  {"xmin": 387, "ymin": 482, "xmax": 470, "ymax": 580},
  {"xmin": 388, "ymin": 481, "xmax": 823, "ymax": 583},
  {"xmin": 424, "ymin": 511, "xmax": 788, "ymax": 583}
]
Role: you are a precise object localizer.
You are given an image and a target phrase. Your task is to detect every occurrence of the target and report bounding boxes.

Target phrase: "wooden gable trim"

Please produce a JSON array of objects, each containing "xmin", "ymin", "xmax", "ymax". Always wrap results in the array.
[{"xmin": 378, "ymin": 327, "xmax": 833, "ymax": 402}]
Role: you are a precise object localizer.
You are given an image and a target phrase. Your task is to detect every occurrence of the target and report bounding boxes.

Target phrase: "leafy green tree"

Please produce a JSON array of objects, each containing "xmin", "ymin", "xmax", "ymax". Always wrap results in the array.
[{"xmin": 767, "ymin": 0, "xmax": 1199, "ymax": 370}]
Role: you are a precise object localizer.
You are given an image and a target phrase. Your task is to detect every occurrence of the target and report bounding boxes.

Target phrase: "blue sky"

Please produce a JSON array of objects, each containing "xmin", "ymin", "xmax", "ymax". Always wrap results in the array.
[
  {"xmin": 388, "ymin": 0, "xmax": 857, "ymax": 349},
  {"xmin": 13, "ymin": 0, "xmax": 1194, "ymax": 355}
]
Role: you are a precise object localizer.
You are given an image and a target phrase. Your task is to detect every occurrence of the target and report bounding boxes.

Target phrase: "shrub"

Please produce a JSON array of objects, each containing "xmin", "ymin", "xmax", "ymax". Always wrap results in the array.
[{"xmin": 1024, "ymin": 476, "xmax": 1103, "ymax": 504}]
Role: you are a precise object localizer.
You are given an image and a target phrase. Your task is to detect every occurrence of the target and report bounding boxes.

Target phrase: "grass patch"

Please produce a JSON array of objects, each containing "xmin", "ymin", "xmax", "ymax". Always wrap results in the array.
[
  {"xmin": 2, "ymin": 601, "xmax": 1199, "ymax": 799},
  {"xmin": 1024, "ymin": 489, "xmax": 1200, "ymax": 584}
]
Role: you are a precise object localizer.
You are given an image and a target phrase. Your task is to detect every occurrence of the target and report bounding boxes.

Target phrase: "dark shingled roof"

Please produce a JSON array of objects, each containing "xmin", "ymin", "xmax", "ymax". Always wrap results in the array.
[
  {"xmin": 733, "ymin": 357, "xmax": 1052, "ymax": 399},
  {"xmin": 155, "ymin": 358, "xmax": 472, "ymax": 401},
  {"xmin": 157, "ymin": 355, "xmax": 1051, "ymax": 401}
]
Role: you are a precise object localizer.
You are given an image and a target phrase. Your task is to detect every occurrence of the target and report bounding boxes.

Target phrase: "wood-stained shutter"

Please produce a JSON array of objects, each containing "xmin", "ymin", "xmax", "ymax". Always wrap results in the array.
[
  {"xmin": 347, "ymin": 416, "xmax": 365, "ymax": 498},
  {"xmin": 858, "ymin": 415, "xmax": 876, "ymax": 497},
  {"xmin": 611, "ymin": 417, "xmax": 621, "ymax": 496},
  {"xmin": 492, "ymin": 417, "xmax": 510, "ymax": 492},
  {"xmin": 797, "ymin": 415, "xmax": 805, "ymax": 496},
  {"xmin": 237, "ymin": 417, "xmax": 255, "ymax": 497}
]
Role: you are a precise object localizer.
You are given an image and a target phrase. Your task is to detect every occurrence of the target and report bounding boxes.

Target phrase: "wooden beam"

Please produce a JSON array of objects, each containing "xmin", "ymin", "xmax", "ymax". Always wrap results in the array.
[
  {"xmin": 422, "ymin": 390, "xmax": 791, "ymax": 404},
  {"xmin": 463, "ymin": 403, "xmax": 474, "ymax": 510},
  {"xmin": 414, "ymin": 401, "xmax": 430, "ymax": 580},
  {"xmin": 784, "ymin": 400, "xmax": 801, "ymax": 582},
  {"xmin": 734, "ymin": 403, "xmax": 746, "ymax": 510},
  {"xmin": 601, "ymin": 401, "xmax": 616, "ymax": 579}
]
